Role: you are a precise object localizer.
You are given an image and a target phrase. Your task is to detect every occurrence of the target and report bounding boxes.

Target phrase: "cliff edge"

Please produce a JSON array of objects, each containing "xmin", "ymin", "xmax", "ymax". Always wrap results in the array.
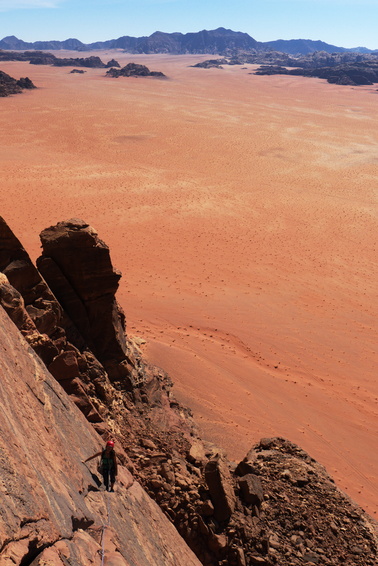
[
  {"xmin": 0, "ymin": 305, "xmax": 201, "ymax": 566},
  {"xmin": 0, "ymin": 217, "xmax": 376, "ymax": 566}
]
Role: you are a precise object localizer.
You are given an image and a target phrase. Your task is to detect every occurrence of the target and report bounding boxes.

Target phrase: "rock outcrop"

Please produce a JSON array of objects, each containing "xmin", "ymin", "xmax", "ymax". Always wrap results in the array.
[
  {"xmin": 37, "ymin": 219, "xmax": 133, "ymax": 384},
  {"xmin": 0, "ymin": 217, "xmax": 377, "ymax": 566},
  {"xmin": 193, "ymin": 51, "xmax": 378, "ymax": 86},
  {"xmin": 52, "ymin": 55, "xmax": 107, "ymax": 68},
  {"xmin": 0, "ymin": 306, "xmax": 202, "ymax": 566},
  {"xmin": 191, "ymin": 59, "xmax": 228, "ymax": 69},
  {"xmin": 106, "ymin": 58, "xmax": 121, "ymax": 68},
  {"xmin": 0, "ymin": 50, "xmax": 118, "ymax": 68},
  {"xmin": 0, "ymin": 217, "xmax": 112, "ymax": 427},
  {"xmin": 0, "ymin": 70, "xmax": 36, "ymax": 97},
  {"xmin": 254, "ymin": 63, "xmax": 378, "ymax": 86},
  {"xmin": 106, "ymin": 62, "xmax": 166, "ymax": 78}
]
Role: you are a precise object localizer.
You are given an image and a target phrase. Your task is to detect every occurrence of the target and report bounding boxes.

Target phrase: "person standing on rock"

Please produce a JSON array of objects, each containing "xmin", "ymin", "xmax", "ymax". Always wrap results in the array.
[{"xmin": 83, "ymin": 440, "xmax": 118, "ymax": 492}]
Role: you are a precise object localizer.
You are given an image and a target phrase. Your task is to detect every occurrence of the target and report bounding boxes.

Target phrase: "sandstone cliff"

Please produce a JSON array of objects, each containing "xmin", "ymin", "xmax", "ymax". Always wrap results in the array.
[
  {"xmin": 0, "ymin": 306, "xmax": 202, "ymax": 566},
  {"xmin": 0, "ymin": 217, "xmax": 377, "ymax": 566}
]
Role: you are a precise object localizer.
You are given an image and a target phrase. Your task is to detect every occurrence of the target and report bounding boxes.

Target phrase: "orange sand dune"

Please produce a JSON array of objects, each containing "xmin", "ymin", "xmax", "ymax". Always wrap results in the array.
[{"xmin": 0, "ymin": 53, "xmax": 377, "ymax": 517}]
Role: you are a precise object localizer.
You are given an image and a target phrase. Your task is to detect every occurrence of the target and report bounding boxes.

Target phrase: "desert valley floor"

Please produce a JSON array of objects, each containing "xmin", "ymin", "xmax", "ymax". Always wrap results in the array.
[{"xmin": 0, "ymin": 52, "xmax": 377, "ymax": 518}]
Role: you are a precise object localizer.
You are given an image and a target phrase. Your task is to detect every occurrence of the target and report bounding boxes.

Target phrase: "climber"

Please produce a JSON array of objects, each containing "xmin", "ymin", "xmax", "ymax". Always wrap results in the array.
[{"xmin": 83, "ymin": 440, "xmax": 118, "ymax": 492}]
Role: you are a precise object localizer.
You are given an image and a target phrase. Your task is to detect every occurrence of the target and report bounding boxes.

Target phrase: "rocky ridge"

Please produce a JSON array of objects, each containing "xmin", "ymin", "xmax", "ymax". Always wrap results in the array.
[
  {"xmin": 0, "ymin": 216, "xmax": 377, "ymax": 566},
  {"xmin": 254, "ymin": 63, "xmax": 378, "ymax": 86},
  {"xmin": 0, "ymin": 50, "xmax": 118, "ymax": 68},
  {"xmin": 1, "ymin": 28, "xmax": 374, "ymax": 55},
  {"xmin": 0, "ymin": 70, "xmax": 35, "ymax": 97},
  {"xmin": 106, "ymin": 62, "xmax": 166, "ymax": 78},
  {"xmin": 193, "ymin": 51, "xmax": 378, "ymax": 86},
  {"xmin": 0, "ymin": 28, "xmax": 259, "ymax": 55}
]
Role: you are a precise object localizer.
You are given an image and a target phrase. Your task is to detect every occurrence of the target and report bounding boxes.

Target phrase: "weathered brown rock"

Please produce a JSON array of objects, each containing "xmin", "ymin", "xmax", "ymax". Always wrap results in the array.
[
  {"xmin": 0, "ymin": 217, "xmax": 116, "ymax": 421},
  {"xmin": 0, "ymin": 217, "xmax": 62, "ymax": 330},
  {"xmin": 0, "ymin": 273, "xmax": 37, "ymax": 333},
  {"xmin": 189, "ymin": 440, "xmax": 209, "ymax": 466},
  {"xmin": 0, "ymin": 216, "xmax": 88, "ymax": 355},
  {"xmin": 0, "ymin": 273, "xmax": 60, "ymax": 364},
  {"xmin": 48, "ymin": 348, "xmax": 79, "ymax": 379},
  {"xmin": 0, "ymin": 306, "xmax": 202, "ymax": 566},
  {"xmin": 0, "ymin": 70, "xmax": 36, "ymax": 96},
  {"xmin": 238, "ymin": 474, "xmax": 264, "ymax": 506},
  {"xmin": 1, "ymin": 218, "xmax": 377, "ymax": 566},
  {"xmin": 204, "ymin": 455, "xmax": 236, "ymax": 522},
  {"xmin": 37, "ymin": 219, "xmax": 134, "ymax": 384}
]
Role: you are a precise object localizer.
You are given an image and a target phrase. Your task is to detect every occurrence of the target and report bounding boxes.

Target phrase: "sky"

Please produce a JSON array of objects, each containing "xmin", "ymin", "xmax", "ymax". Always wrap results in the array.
[{"xmin": 0, "ymin": 0, "xmax": 377, "ymax": 50}]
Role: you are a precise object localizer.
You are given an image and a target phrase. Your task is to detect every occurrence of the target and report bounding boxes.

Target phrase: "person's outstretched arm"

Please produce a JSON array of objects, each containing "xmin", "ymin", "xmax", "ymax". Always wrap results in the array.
[{"xmin": 83, "ymin": 451, "xmax": 101, "ymax": 463}]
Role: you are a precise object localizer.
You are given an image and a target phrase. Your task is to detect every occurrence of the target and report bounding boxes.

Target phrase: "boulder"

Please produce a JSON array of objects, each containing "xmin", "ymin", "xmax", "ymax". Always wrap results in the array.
[
  {"xmin": 204, "ymin": 455, "xmax": 236, "ymax": 521},
  {"xmin": 238, "ymin": 474, "xmax": 264, "ymax": 506},
  {"xmin": 48, "ymin": 350, "xmax": 80, "ymax": 381}
]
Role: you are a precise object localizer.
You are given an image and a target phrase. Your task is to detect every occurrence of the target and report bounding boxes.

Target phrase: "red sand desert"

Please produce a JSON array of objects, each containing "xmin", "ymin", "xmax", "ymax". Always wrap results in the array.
[{"xmin": 0, "ymin": 53, "xmax": 377, "ymax": 518}]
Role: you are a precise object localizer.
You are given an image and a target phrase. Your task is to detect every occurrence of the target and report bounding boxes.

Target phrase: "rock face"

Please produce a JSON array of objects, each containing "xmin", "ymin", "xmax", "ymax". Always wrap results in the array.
[
  {"xmin": 254, "ymin": 63, "xmax": 378, "ymax": 85},
  {"xmin": 0, "ymin": 50, "xmax": 111, "ymax": 68},
  {"xmin": 0, "ymin": 217, "xmax": 113, "ymax": 426},
  {"xmin": 0, "ymin": 217, "xmax": 377, "ymax": 566},
  {"xmin": 53, "ymin": 55, "xmax": 107, "ymax": 68},
  {"xmin": 0, "ymin": 70, "xmax": 36, "ymax": 97},
  {"xmin": 37, "ymin": 219, "xmax": 133, "ymax": 384},
  {"xmin": 193, "ymin": 51, "xmax": 378, "ymax": 86},
  {"xmin": 0, "ymin": 306, "xmax": 202, "ymax": 566},
  {"xmin": 106, "ymin": 62, "xmax": 166, "ymax": 78}
]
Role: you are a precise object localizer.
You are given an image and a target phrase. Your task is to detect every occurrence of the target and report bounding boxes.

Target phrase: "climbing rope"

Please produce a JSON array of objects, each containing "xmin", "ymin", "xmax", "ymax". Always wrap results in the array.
[{"xmin": 99, "ymin": 493, "xmax": 111, "ymax": 566}]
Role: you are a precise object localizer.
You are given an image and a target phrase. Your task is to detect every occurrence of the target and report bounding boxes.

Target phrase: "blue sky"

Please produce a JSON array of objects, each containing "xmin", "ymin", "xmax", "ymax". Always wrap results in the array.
[{"xmin": 0, "ymin": 0, "xmax": 377, "ymax": 50}]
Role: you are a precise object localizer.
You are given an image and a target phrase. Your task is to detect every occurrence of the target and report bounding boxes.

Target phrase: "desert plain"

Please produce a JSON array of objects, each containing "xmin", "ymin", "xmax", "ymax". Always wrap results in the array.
[{"xmin": 0, "ymin": 52, "xmax": 377, "ymax": 518}]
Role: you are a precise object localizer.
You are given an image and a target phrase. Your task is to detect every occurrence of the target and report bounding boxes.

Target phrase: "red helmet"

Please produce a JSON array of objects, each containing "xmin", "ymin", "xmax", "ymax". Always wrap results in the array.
[{"xmin": 106, "ymin": 440, "xmax": 115, "ymax": 447}]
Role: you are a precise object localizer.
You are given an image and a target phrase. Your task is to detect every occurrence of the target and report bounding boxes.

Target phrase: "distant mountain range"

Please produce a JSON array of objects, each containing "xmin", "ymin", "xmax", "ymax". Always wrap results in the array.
[{"xmin": 0, "ymin": 28, "xmax": 376, "ymax": 56}]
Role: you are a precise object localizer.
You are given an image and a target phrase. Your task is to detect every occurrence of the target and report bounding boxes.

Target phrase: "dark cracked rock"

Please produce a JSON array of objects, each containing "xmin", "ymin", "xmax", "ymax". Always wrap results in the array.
[
  {"xmin": 254, "ymin": 61, "xmax": 378, "ymax": 86},
  {"xmin": 0, "ymin": 70, "xmax": 36, "ymax": 96},
  {"xmin": 106, "ymin": 62, "xmax": 166, "ymax": 78}
]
